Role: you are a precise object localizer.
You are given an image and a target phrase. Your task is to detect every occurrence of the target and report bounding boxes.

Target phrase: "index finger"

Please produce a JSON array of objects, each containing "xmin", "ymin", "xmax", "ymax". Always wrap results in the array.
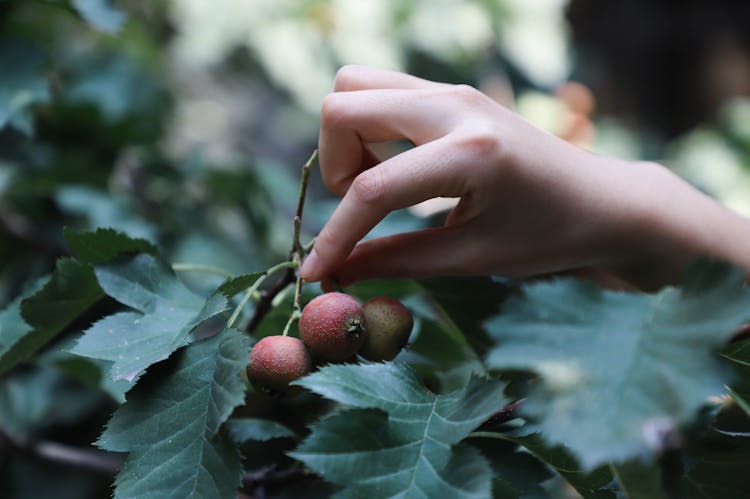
[{"xmin": 318, "ymin": 86, "xmax": 457, "ymax": 196}]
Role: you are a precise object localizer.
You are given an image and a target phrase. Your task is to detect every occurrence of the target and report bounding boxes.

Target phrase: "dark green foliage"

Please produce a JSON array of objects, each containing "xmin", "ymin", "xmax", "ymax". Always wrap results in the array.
[{"xmin": 2, "ymin": 1, "xmax": 750, "ymax": 498}]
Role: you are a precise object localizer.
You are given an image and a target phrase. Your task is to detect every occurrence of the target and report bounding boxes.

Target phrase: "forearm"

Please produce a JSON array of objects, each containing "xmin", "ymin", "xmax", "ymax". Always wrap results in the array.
[{"xmin": 605, "ymin": 160, "xmax": 750, "ymax": 289}]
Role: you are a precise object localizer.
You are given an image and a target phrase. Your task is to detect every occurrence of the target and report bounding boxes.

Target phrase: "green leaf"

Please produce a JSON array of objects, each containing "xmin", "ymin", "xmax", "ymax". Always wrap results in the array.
[
  {"xmin": 98, "ymin": 327, "xmax": 251, "ymax": 499},
  {"xmin": 0, "ymin": 365, "xmax": 105, "ymax": 439},
  {"xmin": 610, "ymin": 459, "xmax": 667, "ymax": 499},
  {"xmin": 723, "ymin": 338, "xmax": 750, "ymax": 367},
  {"xmin": 217, "ymin": 272, "xmax": 265, "ymax": 298},
  {"xmin": 0, "ymin": 259, "xmax": 103, "ymax": 375},
  {"xmin": 226, "ymin": 417, "xmax": 296, "ymax": 443},
  {"xmin": 497, "ymin": 431, "xmax": 616, "ymax": 499},
  {"xmin": 36, "ymin": 335, "xmax": 133, "ymax": 403},
  {"xmin": 64, "ymin": 227, "xmax": 158, "ymax": 264},
  {"xmin": 0, "ymin": 39, "xmax": 49, "ymax": 134},
  {"xmin": 71, "ymin": 254, "xmax": 228, "ymax": 382},
  {"xmin": 0, "ymin": 279, "xmax": 44, "ymax": 375},
  {"xmin": 418, "ymin": 276, "xmax": 513, "ymax": 351},
  {"xmin": 291, "ymin": 363, "xmax": 507, "ymax": 497},
  {"xmin": 56, "ymin": 186, "xmax": 157, "ymax": 240},
  {"xmin": 71, "ymin": 0, "xmax": 126, "ymax": 34},
  {"xmin": 469, "ymin": 438, "xmax": 553, "ymax": 499},
  {"xmin": 683, "ymin": 428, "xmax": 750, "ymax": 499},
  {"xmin": 484, "ymin": 263, "xmax": 750, "ymax": 469}
]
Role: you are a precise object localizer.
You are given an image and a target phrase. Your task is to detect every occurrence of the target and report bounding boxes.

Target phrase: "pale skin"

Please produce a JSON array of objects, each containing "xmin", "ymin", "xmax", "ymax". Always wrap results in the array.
[{"xmin": 300, "ymin": 65, "xmax": 750, "ymax": 291}]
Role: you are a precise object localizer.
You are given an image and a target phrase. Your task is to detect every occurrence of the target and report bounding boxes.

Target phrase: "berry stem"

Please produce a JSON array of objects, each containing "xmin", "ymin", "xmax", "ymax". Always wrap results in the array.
[
  {"xmin": 227, "ymin": 260, "xmax": 298, "ymax": 329},
  {"xmin": 281, "ymin": 310, "xmax": 301, "ymax": 337}
]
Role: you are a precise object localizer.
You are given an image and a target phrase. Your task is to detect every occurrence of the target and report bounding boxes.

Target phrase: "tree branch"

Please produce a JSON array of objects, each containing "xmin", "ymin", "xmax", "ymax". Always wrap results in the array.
[{"xmin": 0, "ymin": 428, "xmax": 121, "ymax": 474}]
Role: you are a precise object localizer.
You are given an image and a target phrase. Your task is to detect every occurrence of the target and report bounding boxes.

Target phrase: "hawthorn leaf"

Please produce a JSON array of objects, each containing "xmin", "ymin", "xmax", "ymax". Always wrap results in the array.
[
  {"xmin": 217, "ymin": 272, "xmax": 265, "ymax": 298},
  {"xmin": 498, "ymin": 431, "xmax": 615, "ymax": 499},
  {"xmin": 97, "ymin": 327, "xmax": 250, "ymax": 499},
  {"xmin": 291, "ymin": 363, "xmax": 507, "ymax": 498},
  {"xmin": 0, "ymin": 259, "xmax": 103, "ymax": 375},
  {"xmin": 64, "ymin": 227, "xmax": 158, "ymax": 264},
  {"xmin": 470, "ymin": 438, "xmax": 553, "ymax": 499},
  {"xmin": 485, "ymin": 262, "xmax": 750, "ymax": 469},
  {"xmin": 71, "ymin": 254, "xmax": 228, "ymax": 381},
  {"xmin": 610, "ymin": 459, "xmax": 667, "ymax": 499},
  {"xmin": 226, "ymin": 418, "xmax": 296, "ymax": 443}
]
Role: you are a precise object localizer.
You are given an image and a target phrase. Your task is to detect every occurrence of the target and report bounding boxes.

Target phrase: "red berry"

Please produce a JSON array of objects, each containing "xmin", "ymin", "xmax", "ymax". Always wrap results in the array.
[
  {"xmin": 299, "ymin": 292, "xmax": 366, "ymax": 361},
  {"xmin": 360, "ymin": 297, "xmax": 413, "ymax": 361},
  {"xmin": 247, "ymin": 335, "xmax": 312, "ymax": 394}
]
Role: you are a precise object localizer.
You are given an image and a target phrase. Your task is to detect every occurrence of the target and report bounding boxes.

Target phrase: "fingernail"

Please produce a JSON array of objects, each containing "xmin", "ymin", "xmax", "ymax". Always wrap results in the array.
[{"xmin": 301, "ymin": 248, "xmax": 320, "ymax": 281}]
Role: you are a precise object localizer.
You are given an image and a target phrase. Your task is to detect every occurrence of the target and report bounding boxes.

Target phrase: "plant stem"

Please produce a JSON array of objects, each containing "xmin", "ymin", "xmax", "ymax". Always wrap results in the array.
[
  {"xmin": 242, "ymin": 151, "xmax": 318, "ymax": 335},
  {"xmin": 282, "ymin": 150, "xmax": 318, "ymax": 334},
  {"xmin": 291, "ymin": 149, "xmax": 317, "ymax": 257},
  {"xmin": 281, "ymin": 310, "xmax": 301, "ymax": 337},
  {"xmin": 227, "ymin": 261, "xmax": 298, "ymax": 329},
  {"xmin": 244, "ymin": 268, "xmax": 296, "ymax": 333},
  {"xmin": 0, "ymin": 428, "xmax": 121, "ymax": 474},
  {"xmin": 171, "ymin": 263, "xmax": 233, "ymax": 279}
]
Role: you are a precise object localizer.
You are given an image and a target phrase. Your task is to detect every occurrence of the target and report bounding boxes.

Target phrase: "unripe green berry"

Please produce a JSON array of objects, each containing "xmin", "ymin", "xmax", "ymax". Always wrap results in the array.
[
  {"xmin": 247, "ymin": 335, "xmax": 312, "ymax": 395},
  {"xmin": 360, "ymin": 297, "xmax": 413, "ymax": 361},
  {"xmin": 299, "ymin": 292, "xmax": 366, "ymax": 361}
]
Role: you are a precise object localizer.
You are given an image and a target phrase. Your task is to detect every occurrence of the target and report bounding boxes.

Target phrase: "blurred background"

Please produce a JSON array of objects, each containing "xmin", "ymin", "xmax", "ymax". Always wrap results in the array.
[
  {"xmin": 2, "ymin": 0, "xmax": 750, "ymax": 302},
  {"xmin": 1, "ymin": 1, "xmax": 750, "ymax": 496}
]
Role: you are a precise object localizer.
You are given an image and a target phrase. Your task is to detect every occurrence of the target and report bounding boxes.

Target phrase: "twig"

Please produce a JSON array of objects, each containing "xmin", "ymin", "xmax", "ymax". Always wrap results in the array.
[
  {"xmin": 228, "ymin": 260, "xmax": 298, "ymax": 329},
  {"xmin": 0, "ymin": 428, "xmax": 121, "ymax": 474},
  {"xmin": 244, "ymin": 151, "xmax": 318, "ymax": 335},
  {"xmin": 244, "ymin": 268, "xmax": 297, "ymax": 333}
]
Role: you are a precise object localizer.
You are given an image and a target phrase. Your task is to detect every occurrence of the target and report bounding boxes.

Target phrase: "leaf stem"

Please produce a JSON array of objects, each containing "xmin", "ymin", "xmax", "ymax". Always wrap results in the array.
[
  {"xmin": 227, "ymin": 261, "xmax": 298, "ymax": 329},
  {"xmin": 171, "ymin": 263, "xmax": 233, "ymax": 279}
]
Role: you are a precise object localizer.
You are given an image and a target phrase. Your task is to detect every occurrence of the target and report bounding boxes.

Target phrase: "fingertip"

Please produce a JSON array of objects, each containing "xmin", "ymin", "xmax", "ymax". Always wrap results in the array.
[{"xmin": 300, "ymin": 248, "xmax": 322, "ymax": 282}]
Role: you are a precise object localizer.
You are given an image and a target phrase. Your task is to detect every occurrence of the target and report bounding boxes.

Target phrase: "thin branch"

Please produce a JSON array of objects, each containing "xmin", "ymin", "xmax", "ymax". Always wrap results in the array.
[
  {"xmin": 0, "ymin": 428, "xmax": 121, "ymax": 474},
  {"xmin": 291, "ymin": 150, "xmax": 317, "ymax": 258},
  {"xmin": 245, "ymin": 267, "xmax": 296, "ymax": 333},
  {"xmin": 228, "ymin": 260, "xmax": 298, "ymax": 329}
]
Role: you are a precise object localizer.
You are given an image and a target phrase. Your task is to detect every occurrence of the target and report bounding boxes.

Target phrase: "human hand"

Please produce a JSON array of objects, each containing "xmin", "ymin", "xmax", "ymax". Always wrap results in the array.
[{"xmin": 300, "ymin": 65, "xmax": 750, "ymax": 289}]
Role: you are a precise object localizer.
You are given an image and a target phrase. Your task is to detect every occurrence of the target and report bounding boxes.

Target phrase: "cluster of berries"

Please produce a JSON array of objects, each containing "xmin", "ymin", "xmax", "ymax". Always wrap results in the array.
[{"xmin": 247, "ymin": 292, "xmax": 413, "ymax": 394}]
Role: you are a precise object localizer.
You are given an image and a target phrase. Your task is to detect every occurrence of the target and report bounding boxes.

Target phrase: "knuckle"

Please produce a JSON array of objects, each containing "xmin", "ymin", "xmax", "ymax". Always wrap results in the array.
[
  {"xmin": 320, "ymin": 93, "xmax": 348, "ymax": 129},
  {"xmin": 453, "ymin": 128, "xmax": 503, "ymax": 160},
  {"xmin": 351, "ymin": 170, "xmax": 387, "ymax": 206},
  {"xmin": 334, "ymin": 64, "xmax": 363, "ymax": 91},
  {"xmin": 450, "ymin": 84, "xmax": 485, "ymax": 105}
]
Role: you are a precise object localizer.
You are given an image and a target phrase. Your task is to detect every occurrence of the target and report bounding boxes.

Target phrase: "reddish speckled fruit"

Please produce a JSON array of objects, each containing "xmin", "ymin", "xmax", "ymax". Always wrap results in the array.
[
  {"xmin": 247, "ymin": 336, "xmax": 312, "ymax": 394},
  {"xmin": 360, "ymin": 297, "xmax": 413, "ymax": 361},
  {"xmin": 299, "ymin": 292, "xmax": 366, "ymax": 361}
]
